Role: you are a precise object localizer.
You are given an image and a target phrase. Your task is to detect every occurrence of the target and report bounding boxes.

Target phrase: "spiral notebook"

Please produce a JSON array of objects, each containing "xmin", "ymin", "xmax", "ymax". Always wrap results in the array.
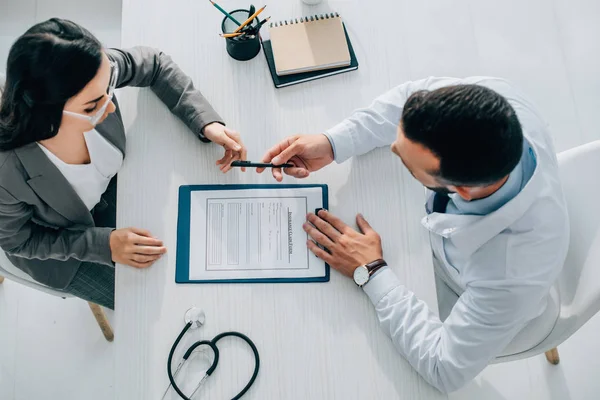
[{"xmin": 261, "ymin": 13, "xmax": 359, "ymax": 88}]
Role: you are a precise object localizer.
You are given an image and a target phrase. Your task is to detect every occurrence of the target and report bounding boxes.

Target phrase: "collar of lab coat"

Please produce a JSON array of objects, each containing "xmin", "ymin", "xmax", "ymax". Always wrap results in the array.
[{"xmin": 421, "ymin": 144, "xmax": 544, "ymax": 257}]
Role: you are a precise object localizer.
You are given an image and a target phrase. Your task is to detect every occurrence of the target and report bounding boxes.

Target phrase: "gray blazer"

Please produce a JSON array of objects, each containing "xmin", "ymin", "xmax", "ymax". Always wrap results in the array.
[{"xmin": 0, "ymin": 47, "xmax": 223, "ymax": 289}]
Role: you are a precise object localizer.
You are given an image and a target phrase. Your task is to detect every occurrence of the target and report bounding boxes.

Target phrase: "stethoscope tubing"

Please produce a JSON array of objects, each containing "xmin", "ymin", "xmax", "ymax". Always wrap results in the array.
[{"xmin": 166, "ymin": 323, "xmax": 260, "ymax": 400}]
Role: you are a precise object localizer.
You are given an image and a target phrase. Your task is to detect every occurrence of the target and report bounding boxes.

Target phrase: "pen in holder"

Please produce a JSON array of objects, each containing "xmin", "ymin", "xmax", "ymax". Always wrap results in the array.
[{"xmin": 221, "ymin": 9, "xmax": 261, "ymax": 61}]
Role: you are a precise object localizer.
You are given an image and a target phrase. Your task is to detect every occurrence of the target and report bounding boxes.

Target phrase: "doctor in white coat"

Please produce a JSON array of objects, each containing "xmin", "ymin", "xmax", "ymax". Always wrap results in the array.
[{"xmin": 258, "ymin": 77, "xmax": 569, "ymax": 393}]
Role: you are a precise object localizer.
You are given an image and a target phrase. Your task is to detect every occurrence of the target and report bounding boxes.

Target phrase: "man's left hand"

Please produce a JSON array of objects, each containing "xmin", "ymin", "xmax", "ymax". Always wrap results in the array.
[
  {"xmin": 203, "ymin": 123, "xmax": 248, "ymax": 173},
  {"xmin": 304, "ymin": 210, "xmax": 383, "ymax": 278}
]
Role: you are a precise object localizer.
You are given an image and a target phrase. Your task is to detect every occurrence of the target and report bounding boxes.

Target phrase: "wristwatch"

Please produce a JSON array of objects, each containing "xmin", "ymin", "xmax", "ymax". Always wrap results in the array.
[{"xmin": 353, "ymin": 259, "xmax": 387, "ymax": 287}]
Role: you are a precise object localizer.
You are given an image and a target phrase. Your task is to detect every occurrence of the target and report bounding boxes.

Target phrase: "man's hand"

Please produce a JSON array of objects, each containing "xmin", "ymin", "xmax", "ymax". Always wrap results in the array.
[
  {"xmin": 203, "ymin": 123, "xmax": 248, "ymax": 173},
  {"xmin": 303, "ymin": 210, "xmax": 383, "ymax": 277},
  {"xmin": 109, "ymin": 227, "xmax": 167, "ymax": 269},
  {"xmin": 257, "ymin": 134, "xmax": 334, "ymax": 182}
]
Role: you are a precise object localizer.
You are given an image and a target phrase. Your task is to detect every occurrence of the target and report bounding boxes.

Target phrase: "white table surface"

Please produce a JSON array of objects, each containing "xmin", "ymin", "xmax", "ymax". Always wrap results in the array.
[{"xmin": 115, "ymin": 0, "xmax": 445, "ymax": 399}]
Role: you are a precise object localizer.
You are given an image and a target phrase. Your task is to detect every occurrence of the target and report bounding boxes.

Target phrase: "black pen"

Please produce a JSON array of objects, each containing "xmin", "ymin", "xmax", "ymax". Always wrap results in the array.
[
  {"xmin": 241, "ymin": 16, "xmax": 270, "ymax": 37},
  {"xmin": 256, "ymin": 16, "xmax": 271, "ymax": 30},
  {"xmin": 231, "ymin": 160, "xmax": 294, "ymax": 168}
]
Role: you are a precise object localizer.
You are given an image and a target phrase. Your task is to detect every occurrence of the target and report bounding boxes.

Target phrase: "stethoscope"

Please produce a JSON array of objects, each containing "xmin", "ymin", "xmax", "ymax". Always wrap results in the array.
[{"xmin": 161, "ymin": 307, "xmax": 260, "ymax": 400}]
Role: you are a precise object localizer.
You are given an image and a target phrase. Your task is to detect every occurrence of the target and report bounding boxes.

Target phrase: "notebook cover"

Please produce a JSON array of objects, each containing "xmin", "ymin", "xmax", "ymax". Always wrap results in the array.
[
  {"xmin": 269, "ymin": 17, "xmax": 350, "ymax": 75},
  {"xmin": 262, "ymin": 24, "xmax": 359, "ymax": 88}
]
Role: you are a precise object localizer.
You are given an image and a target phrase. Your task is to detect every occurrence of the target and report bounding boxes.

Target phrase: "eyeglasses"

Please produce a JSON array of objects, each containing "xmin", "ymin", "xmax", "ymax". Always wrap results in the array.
[{"xmin": 63, "ymin": 61, "xmax": 118, "ymax": 126}]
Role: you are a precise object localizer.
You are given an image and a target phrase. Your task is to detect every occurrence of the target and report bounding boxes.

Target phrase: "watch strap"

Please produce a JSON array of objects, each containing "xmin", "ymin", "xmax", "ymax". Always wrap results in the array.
[{"xmin": 366, "ymin": 259, "xmax": 387, "ymax": 277}]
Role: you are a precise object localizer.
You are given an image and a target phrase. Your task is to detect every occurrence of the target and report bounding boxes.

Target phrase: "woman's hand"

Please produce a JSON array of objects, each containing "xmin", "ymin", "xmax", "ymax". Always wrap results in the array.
[
  {"xmin": 109, "ymin": 227, "xmax": 167, "ymax": 268},
  {"xmin": 202, "ymin": 123, "xmax": 248, "ymax": 173}
]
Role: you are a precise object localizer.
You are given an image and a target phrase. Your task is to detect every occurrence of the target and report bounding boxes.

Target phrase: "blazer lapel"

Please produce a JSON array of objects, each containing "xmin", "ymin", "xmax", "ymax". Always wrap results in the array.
[{"xmin": 14, "ymin": 143, "xmax": 94, "ymax": 226}]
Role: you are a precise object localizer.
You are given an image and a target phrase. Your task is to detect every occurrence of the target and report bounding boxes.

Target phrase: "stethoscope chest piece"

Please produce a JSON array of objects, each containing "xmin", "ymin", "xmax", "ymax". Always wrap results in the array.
[{"xmin": 184, "ymin": 307, "xmax": 206, "ymax": 329}]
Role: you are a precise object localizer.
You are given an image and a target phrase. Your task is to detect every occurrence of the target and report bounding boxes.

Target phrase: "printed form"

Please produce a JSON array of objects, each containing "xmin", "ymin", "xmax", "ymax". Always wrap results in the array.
[{"xmin": 188, "ymin": 187, "xmax": 326, "ymax": 280}]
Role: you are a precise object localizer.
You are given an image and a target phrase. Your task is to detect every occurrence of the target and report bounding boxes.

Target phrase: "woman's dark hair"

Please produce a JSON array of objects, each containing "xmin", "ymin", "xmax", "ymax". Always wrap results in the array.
[
  {"xmin": 401, "ymin": 84, "xmax": 524, "ymax": 186},
  {"xmin": 0, "ymin": 18, "xmax": 103, "ymax": 150}
]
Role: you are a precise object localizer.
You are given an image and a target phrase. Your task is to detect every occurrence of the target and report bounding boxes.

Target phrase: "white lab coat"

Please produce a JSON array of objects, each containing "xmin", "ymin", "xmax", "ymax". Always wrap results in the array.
[{"xmin": 325, "ymin": 77, "xmax": 569, "ymax": 393}]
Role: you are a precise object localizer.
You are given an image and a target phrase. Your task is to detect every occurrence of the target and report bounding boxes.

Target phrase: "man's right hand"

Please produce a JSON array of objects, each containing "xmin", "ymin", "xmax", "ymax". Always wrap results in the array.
[
  {"xmin": 109, "ymin": 227, "xmax": 167, "ymax": 268},
  {"xmin": 257, "ymin": 134, "xmax": 334, "ymax": 182}
]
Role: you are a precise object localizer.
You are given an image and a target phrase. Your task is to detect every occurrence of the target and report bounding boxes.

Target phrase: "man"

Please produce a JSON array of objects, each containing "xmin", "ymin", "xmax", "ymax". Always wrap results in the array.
[{"xmin": 257, "ymin": 77, "xmax": 569, "ymax": 393}]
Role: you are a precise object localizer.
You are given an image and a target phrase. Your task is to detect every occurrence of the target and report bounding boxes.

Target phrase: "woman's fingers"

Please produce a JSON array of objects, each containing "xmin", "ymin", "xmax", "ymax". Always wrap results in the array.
[
  {"xmin": 219, "ymin": 150, "xmax": 235, "ymax": 172},
  {"xmin": 131, "ymin": 254, "xmax": 162, "ymax": 263},
  {"xmin": 128, "ymin": 259, "xmax": 155, "ymax": 269},
  {"xmin": 133, "ymin": 235, "xmax": 164, "ymax": 246},
  {"xmin": 134, "ymin": 245, "xmax": 167, "ymax": 255},
  {"xmin": 217, "ymin": 149, "xmax": 233, "ymax": 165}
]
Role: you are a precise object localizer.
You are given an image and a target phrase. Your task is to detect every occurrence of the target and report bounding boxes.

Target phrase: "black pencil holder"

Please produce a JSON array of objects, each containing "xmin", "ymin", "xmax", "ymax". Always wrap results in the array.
[{"xmin": 221, "ymin": 9, "xmax": 261, "ymax": 61}]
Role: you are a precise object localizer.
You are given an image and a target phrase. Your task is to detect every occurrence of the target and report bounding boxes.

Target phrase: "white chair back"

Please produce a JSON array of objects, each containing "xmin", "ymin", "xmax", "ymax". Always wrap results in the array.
[
  {"xmin": 497, "ymin": 141, "xmax": 600, "ymax": 362},
  {"xmin": 0, "ymin": 250, "xmax": 72, "ymax": 298},
  {"xmin": 548, "ymin": 140, "xmax": 600, "ymax": 344}
]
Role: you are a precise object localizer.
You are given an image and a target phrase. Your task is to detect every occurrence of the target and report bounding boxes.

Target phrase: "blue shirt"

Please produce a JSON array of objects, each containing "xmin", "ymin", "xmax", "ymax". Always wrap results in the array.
[
  {"xmin": 442, "ymin": 140, "xmax": 537, "ymax": 281},
  {"xmin": 446, "ymin": 141, "xmax": 537, "ymax": 216}
]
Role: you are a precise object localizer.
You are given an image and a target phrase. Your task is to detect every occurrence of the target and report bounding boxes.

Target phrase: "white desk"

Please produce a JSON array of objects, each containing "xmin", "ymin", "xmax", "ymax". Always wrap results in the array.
[{"xmin": 115, "ymin": 0, "xmax": 445, "ymax": 398}]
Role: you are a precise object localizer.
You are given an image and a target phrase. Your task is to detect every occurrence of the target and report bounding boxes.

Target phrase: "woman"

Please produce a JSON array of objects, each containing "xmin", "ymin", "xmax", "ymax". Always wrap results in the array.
[{"xmin": 0, "ymin": 18, "xmax": 247, "ymax": 310}]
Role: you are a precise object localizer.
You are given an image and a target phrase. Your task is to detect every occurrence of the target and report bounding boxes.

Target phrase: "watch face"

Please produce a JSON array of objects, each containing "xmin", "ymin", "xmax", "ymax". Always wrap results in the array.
[{"xmin": 353, "ymin": 266, "xmax": 370, "ymax": 286}]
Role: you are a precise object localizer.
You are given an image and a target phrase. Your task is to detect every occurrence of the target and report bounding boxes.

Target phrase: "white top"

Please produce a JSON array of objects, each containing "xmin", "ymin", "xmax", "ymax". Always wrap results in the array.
[
  {"xmin": 325, "ymin": 76, "xmax": 569, "ymax": 393},
  {"xmin": 38, "ymin": 130, "xmax": 123, "ymax": 210}
]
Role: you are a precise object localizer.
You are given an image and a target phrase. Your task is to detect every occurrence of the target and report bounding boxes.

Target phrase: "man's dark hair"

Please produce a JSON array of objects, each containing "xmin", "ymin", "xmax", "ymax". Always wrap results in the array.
[
  {"xmin": 401, "ymin": 84, "xmax": 524, "ymax": 186},
  {"xmin": 0, "ymin": 18, "xmax": 103, "ymax": 151}
]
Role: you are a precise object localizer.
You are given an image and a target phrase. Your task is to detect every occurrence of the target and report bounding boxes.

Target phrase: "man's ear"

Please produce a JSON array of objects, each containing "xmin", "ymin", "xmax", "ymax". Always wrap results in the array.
[{"xmin": 453, "ymin": 186, "xmax": 473, "ymax": 201}]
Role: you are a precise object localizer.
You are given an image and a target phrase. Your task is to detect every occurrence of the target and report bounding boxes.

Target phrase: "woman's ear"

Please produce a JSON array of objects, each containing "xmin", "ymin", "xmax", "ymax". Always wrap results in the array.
[{"xmin": 0, "ymin": 72, "xmax": 5, "ymax": 98}]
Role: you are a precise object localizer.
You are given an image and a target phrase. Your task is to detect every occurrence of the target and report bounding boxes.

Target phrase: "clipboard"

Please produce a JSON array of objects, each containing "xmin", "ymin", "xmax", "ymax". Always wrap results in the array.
[{"xmin": 176, "ymin": 184, "xmax": 329, "ymax": 284}]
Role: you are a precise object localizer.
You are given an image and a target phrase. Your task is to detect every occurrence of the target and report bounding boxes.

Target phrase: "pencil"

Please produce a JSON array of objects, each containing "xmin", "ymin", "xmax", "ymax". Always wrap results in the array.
[
  {"xmin": 209, "ymin": 0, "xmax": 242, "ymax": 26},
  {"xmin": 220, "ymin": 32, "xmax": 244, "ymax": 38},
  {"xmin": 257, "ymin": 16, "xmax": 271, "ymax": 29},
  {"xmin": 233, "ymin": 5, "xmax": 266, "ymax": 33}
]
